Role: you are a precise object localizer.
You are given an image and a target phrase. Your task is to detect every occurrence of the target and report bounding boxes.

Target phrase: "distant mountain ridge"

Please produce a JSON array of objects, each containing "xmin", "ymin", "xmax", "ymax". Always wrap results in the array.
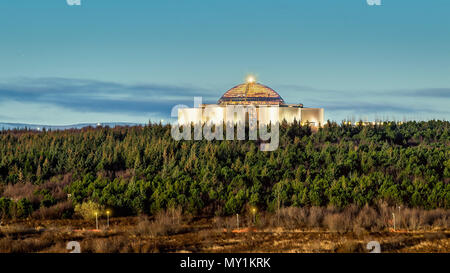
[{"xmin": 0, "ymin": 122, "xmax": 144, "ymax": 131}]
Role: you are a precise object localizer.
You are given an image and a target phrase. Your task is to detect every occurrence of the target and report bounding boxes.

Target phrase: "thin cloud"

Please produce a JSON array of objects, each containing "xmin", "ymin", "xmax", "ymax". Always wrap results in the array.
[
  {"xmin": 408, "ymin": 88, "xmax": 450, "ymax": 98},
  {"xmin": 0, "ymin": 77, "xmax": 217, "ymax": 117},
  {"xmin": 325, "ymin": 102, "xmax": 413, "ymax": 113},
  {"xmin": 0, "ymin": 77, "xmax": 448, "ymax": 123}
]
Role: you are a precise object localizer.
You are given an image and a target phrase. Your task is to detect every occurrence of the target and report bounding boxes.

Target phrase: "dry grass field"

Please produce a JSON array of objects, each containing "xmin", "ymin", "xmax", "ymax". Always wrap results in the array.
[{"xmin": 0, "ymin": 206, "xmax": 448, "ymax": 253}]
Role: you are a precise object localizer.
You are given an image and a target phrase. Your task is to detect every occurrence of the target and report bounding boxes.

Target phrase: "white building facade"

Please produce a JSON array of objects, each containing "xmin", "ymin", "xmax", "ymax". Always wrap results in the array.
[{"xmin": 178, "ymin": 80, "xmax": 324, "ymax": 127}]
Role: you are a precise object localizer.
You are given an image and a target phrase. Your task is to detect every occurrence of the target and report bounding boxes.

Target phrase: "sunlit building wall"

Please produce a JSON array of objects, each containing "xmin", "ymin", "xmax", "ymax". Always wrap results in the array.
[{"xmin": 178, "ymin": 80, "xmax": 324, "ymax": 127}]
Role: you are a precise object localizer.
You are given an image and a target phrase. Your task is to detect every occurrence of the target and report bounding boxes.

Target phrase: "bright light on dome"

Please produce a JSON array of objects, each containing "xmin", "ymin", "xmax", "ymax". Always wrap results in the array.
[{"xmin": 246, "ymin": 75, "xmax": 256, "ymax": 83}]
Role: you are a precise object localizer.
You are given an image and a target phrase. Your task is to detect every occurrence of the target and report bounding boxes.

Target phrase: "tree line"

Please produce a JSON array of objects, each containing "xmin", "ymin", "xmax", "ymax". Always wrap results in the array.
[{"xmin": 0, "ymin": 120, "xmax": 448, "ymax": 219}]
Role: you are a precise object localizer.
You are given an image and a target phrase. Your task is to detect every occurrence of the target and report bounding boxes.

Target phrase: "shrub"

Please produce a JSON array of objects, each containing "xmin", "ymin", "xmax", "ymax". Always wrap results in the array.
[
  {"xmin": 324, "ymin": 212, "xmax": 352, "ymax": 232},
  {"xmin": 74, "ymin": 201, "xmax": 104, "ymax": 220},
  {"xmin": 0, "ymin": 197, "xmax": 12, "ymax": 219},
  {"xmin": 307, "ymin": 207, "xmax": 325, "ymax": 228},
  {"xmin": 132, "ymin": 208, "xmax": 182, "ymax": 237},
  {"xmin": 355, "ymin": 204, "xmax": 380, "ymax": 231},
  {"xmin": 32, "ymin": 201, "xmax": 74, "ymax": 219},
  {"xmin": 16, "ymin": 198, "xmax": 33, "ymax": 218}
]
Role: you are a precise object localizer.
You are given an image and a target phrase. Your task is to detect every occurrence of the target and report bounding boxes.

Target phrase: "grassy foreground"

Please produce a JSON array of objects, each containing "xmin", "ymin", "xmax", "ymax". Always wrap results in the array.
[{"xmin": 0, "ymin": 205, "xmax": 448, "ymax": 253}]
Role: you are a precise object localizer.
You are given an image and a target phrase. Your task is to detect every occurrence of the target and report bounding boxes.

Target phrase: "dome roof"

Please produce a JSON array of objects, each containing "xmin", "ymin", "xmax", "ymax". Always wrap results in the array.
[{"xmin": 218, "ymin": 82, "xmax": 285, "ymax": 105}]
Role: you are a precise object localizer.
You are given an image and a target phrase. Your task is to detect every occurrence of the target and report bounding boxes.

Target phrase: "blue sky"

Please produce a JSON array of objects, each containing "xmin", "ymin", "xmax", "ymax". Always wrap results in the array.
[{"xmin": 0, "ymin": 0, "xmax": 449, "ymax": 124}]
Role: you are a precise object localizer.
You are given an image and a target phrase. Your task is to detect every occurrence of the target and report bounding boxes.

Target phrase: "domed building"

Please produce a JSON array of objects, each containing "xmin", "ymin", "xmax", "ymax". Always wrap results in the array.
[
  {"xmin": 218, "ymin": 82, "xmax": 286, "ymax": 106},
  {"xmin": 178, "ymin": 77, "xmax": 324, "ymax": 127}
]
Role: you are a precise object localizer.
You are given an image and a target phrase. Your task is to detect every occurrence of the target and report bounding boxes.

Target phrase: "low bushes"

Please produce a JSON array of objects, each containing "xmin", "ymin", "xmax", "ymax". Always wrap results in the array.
[{"xmin": 260, "ymin": 203, "xmax": 449, "ymax": 232}]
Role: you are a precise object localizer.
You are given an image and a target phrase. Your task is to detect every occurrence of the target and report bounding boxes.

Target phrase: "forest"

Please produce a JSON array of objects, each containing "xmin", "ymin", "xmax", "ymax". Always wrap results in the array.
[{"xmin": 0, "ymin": 120, "xmax": 448, "ymax": 219}]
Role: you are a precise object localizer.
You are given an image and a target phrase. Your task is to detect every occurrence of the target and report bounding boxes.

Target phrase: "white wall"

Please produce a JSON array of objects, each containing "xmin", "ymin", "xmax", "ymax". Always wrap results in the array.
[{"xmin": 178, "ymin": 106, "xmax": 324, "ymax": 127}]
